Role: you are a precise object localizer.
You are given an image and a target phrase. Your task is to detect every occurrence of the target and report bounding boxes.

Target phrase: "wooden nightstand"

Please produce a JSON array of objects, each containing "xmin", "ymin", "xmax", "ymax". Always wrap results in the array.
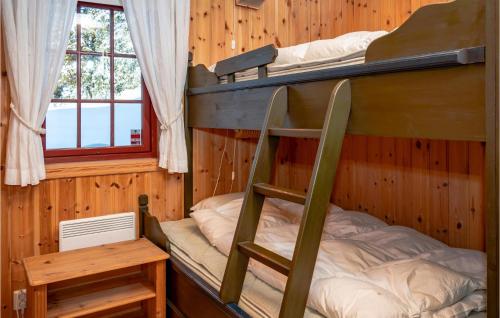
[{"xmin": 23, "ymin": 238, "xmax": 168, "ymax": 318}]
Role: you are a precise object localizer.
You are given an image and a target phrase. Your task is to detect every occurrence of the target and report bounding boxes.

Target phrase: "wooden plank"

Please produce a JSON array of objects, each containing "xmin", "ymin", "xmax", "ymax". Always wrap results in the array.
[
  {"xmin": 48, "ymin": 271, "xmax": 144, "ymax": 300},
  {"xmin": 214, "ymin": 44, "xmax": 277, "ymax": 77},
  {"xmin": 289, "ymin": 0, "xmax": 310, "ymax": 44},
  {"xmin": 39, "ymin": 180, "xmax": 58, "ymax": 254},
  {"xmin": 365, "ymin": 0, "xmax": 485, "ymax": 62},
  {"xmin": 45, "ymin": 159, "xmax": 161, "ymax": 180},
  {"xmin": 429, "ymin": 140, "xmax": 450, "ymax": 243},
  {"xmin": 351, "ymin": 135, "xmax": 369, "ymax": 213},
  {"xmin": 26, "ymin": 285, "xmax": 47, "ymax": 318},
  {"xmin": 23, "ymin": 239, "xmax": 168, "ymax": 286},
  {"xmin": 268, "ymin": 128, "xmax": 321, "ymax": 139},
  {"xmin": 47, "ymin": 280, "xmax": 155, "ymax": 318},
  {"xmin": 220, "ymin": 86, "xmax": 288, "ymax": 304},
  {"xmin": 332, "ymin": 135, "xmax": 353, "ymax": 209},
  {"xmin": 468, "ymin": 141, "xmax": 485, "ymax": 250},
  {"xmin": 409, "ymin": 139, "xmax": 430, "ymax": 234},
  {"xmin": 379, "ymin": 137, "xmax": 397, "ymax": 224},
  {"xmin": 144, "ymin": 261, "xmax": 166, "ymax": 318},
  {"xmin": 280, "ymin": 80, "xmax": 352, "ymax": 318},
  {"xmin": 276, "ymin": 0, "xmax": 290, "ymax": 47},
  {"xmin": 237, "ymin": 241, "xmax": 291, "ymax": 275},
  {"xmin": 485, "ymin": 0, "xmax": 499, "ymax": 314},
  {"xmin": 189, "ymin": 65, "xmax": 486, "ymax": 142},
  {"xmin": 394, "ymin": 139, "xmax": 413, "ymax": 227},
  {"xmin": 309, "ymin": 0, "xmax": 321, "ymax": 40},
  {"xmin": 253, "ymin": 183, "xmax": 306, "ymax": 204},
  {"xmin": 77, "ymin": 304, "xmax": 144, "ymax": 318},
  {"xmin": 448, "ymin": 141, "xmax": 470, "ymax": 248},
  {"xmin": 188, "ymin": 47, "xmax": 484, "ymax": 94}
]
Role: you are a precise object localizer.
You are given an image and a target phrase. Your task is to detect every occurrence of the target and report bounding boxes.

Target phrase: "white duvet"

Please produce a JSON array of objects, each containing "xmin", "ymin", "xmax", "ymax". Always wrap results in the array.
[{"xmin": 191, "ymin": 193, "xmax": 486, "ymax": 318}]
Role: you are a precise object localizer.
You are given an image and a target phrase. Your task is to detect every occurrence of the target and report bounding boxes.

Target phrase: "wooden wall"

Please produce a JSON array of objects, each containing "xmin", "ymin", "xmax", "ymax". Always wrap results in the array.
[
  {"xmin": 0, "ymin": 26, "xmax": 183, "ymax": 318},
  {"xmin": 0, "ymin": 1, "xmax": 485, "ymax": 317},
  {"xmin": 190, "ymin": 0, "xmax": 485, "ymax": 252}
]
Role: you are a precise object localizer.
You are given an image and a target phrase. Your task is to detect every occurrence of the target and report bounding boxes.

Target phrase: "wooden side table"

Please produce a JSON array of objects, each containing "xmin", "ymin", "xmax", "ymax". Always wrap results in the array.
[{"xmin": 23, "ymin": 238, "xmax": 168, "ymax": 318}]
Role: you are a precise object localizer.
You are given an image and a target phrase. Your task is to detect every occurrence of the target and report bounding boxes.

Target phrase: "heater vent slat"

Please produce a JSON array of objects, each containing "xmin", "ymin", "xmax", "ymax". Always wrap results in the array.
[{"xmin": 59, "ymin": 212, "xmax": 136, "ymax": 251}]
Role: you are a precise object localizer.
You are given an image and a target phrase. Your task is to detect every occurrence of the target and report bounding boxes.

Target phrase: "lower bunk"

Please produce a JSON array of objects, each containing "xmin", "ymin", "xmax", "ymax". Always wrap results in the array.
[{"xmin": 141, "ymin": 194, "xmax": 487, "ymax": 318}]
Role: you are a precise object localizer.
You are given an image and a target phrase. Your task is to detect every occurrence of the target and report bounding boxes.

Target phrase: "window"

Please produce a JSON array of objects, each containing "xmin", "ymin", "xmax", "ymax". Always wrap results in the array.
[{"xmin": 45, "ymin": 2, "xmax": 157, "ymax": 162}]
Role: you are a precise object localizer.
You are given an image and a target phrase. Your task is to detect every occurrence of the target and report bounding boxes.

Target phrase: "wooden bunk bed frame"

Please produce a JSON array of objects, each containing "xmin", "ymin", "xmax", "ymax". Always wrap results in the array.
[{"xmin": 140, "ymin": 0, "xmax": 499, "ymax": 317}]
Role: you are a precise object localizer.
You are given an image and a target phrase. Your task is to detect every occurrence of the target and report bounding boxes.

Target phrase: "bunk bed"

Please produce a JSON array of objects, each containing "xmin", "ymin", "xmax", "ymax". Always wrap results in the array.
[{"xmin": 139, "ymin": 0, "xmax": 498, "ymax": 317}]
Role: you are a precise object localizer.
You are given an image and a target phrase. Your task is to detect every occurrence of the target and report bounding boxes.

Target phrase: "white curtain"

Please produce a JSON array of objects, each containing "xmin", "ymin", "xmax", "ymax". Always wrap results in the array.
[
  {"xmin": 2, "ymin": 0, "xmax": 77, "ymax": 186},
  {"xmin": 123, "ymin": 0, "xmax": 189, "ymax": 173}
]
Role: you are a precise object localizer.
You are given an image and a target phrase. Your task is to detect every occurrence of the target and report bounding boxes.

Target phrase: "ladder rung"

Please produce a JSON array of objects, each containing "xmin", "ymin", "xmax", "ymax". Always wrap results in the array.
[
  {"xmin": 253, "ymin": 183, "xmax": 306, "ymax": 204},
  {"xmin": 238, "ymin": 242, "xmax": 291, "ymax": 276},
  {"xmin": 268, "ymin": 128, "xmax": 322, "ymax": 139}
]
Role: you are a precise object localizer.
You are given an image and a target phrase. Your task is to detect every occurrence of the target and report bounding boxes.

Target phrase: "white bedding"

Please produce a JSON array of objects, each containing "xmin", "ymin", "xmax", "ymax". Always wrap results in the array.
[
  {"xmin": 211, "ymin": 30, "xmax": 387, "ymax": 83},
  {"xmin": 190, "ymin": 193, "xmax": 486, "ymax": 318}
]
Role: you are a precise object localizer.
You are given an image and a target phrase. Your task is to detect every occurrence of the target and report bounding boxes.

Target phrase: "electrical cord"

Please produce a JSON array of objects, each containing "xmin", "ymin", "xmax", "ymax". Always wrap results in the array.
[
  {"xmin": 212, "ymin": 129, "xmax": 229, "ymax": 197},
  {"xmin": 229, "ymin": 137, "xmax": 237, "ymax": 193}
]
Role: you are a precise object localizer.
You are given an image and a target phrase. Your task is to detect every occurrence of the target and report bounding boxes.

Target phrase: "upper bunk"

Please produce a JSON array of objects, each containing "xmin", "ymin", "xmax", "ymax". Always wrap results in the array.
[{"xmin": 186, "ymin": 0, "xmax": 486, "ymax": 143}]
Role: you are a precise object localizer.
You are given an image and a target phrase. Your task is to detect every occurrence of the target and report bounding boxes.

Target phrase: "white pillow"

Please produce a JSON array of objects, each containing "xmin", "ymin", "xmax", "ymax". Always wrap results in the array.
[
  {"xmin": 303, "ymin": 30, "xmax": 388, "ymax": 62},
  {"xmin": 323, "ymin": 211, "xmax": 387, "ymax": 237},
  {"xmin": 191, "ymin": 192, "xmax": 244, "ymax": 211},
  {"xmin": 190, "ymin": 209, "xmax": 236, "ymax": 248},
  {"xmin": 274, "ymin": 42, "xmax": 310, "ymax": 65},
  {"xmin": 267, "ymin": 198, "xmax": 343, "ymax": 223}
]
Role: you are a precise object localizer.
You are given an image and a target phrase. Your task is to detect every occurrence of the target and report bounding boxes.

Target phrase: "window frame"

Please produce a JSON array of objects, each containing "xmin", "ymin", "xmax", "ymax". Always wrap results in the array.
[{"xmin": 44, "ymin": 1, "xmax": 157, "ymax": 164}]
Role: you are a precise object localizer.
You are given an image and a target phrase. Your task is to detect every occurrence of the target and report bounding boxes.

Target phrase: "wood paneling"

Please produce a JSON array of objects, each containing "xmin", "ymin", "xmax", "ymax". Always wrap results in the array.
[
  {"xmin": 0, "ymin": 30, "xmax": 182, "ymax": 318},
  {"xmin": 194, "ymin": 129, "xmax": 485, "ymax": 251},
  {"xmin": 0, "ymin": 173, "xmax": 182, "ymax": 318},
  {"xmin": 189, "ymin": 0, "xmax": 448, "ymax": 67},
  {"xmin": 189, "ymin": 0, "xmax": 485, "ymax": 252},
  {"xmin": 1, "ymin": 0, "xmax": 483, "ymax": 317}
]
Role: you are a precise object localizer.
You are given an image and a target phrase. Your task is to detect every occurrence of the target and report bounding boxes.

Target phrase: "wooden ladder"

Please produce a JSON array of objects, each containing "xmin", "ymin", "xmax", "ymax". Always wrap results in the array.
[{"xmin": 220, "ymin": 79, "xmax": 352, "ymax": 318}]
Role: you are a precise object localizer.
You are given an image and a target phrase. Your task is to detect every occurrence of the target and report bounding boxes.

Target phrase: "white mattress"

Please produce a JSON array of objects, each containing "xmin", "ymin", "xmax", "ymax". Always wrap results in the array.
[
  {"xmin": 161, "ymin": 218, "xmax": 486, "ymax": 318},
  {"xmin": 216, "ymin": 56, "xmax": 365, "ymax": 84},
  {"xmin": 162, "ymin": 218, "xmax": 323, "ymax": 318}
]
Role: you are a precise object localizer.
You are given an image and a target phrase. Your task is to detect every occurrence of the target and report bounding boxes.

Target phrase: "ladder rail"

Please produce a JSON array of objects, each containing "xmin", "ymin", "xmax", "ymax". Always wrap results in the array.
[
  {"xmin": 280, "ymin": 79, "xmax": 352, "ymax": 317},
  {"xmin": 220, "ymin": 80, "xmax": 352, "ymax": 318},
  {"xmin": 220, "ymin": 86, "xmax": 288, "ymax": 303}
]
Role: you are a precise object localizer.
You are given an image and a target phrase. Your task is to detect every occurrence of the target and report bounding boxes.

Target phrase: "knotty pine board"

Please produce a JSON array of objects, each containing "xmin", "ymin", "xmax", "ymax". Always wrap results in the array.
[{"xmin": 194, "ymin": 129, "xmax": 485, "ymax": 252}]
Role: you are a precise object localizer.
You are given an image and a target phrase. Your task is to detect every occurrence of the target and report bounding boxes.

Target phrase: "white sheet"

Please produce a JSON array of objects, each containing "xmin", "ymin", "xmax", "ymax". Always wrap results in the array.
[{"xmin": 191, "ymin": 194, "xmax": 486, "ymax": 318}]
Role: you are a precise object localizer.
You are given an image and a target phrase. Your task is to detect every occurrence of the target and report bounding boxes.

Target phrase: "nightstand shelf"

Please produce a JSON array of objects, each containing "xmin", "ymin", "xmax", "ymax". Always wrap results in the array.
[{"xmin": 23, "ymin": 238, "xmax": 168, "ymax": 318}]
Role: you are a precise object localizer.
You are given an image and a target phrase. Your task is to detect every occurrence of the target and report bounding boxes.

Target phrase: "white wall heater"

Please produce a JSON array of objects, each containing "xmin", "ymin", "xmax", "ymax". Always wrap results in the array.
[{"xmin": 59, "ymin": 212, "xmax": 136, "ymax": 251}]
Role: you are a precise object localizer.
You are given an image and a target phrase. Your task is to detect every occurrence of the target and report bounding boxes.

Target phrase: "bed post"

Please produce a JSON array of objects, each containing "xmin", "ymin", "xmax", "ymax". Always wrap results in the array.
[
  {"xmin": 138, "ymin": 194, "xmax": 170, "ymax": 251},
  {"xmin": 138, "ymin": 194, "xmax": 149, "ymax": 238},
  {"xmin": 184, "ymin": 52, "xmax": 194, "ymax": 218},
  {"xmin": 485, "ymin": 0, "xmax": 499, "ymax": 316}
]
